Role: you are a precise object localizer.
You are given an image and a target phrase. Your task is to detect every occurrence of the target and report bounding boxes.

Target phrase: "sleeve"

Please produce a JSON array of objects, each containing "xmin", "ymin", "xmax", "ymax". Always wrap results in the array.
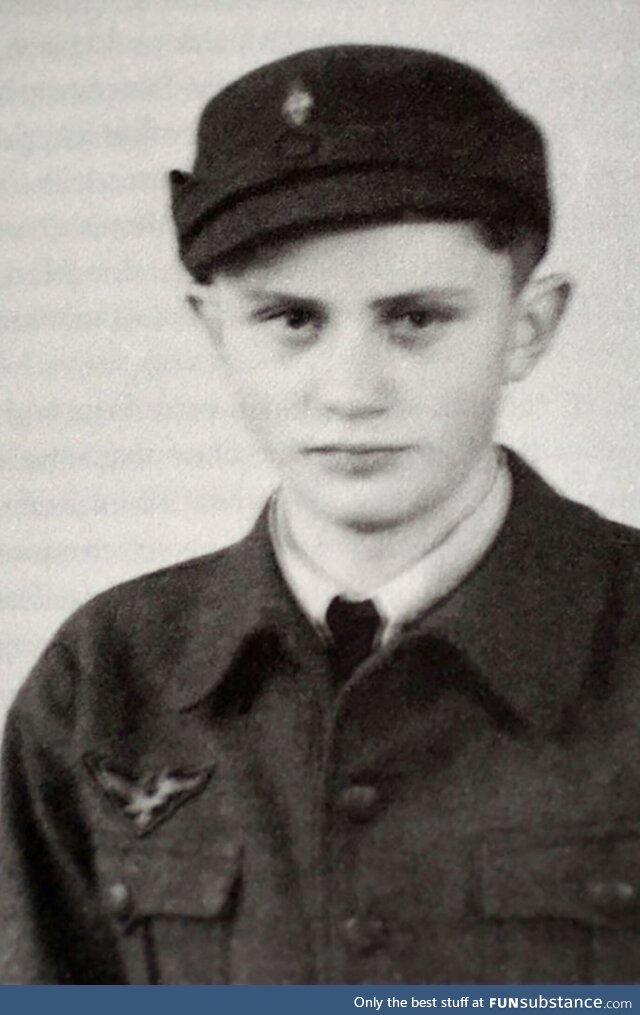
[{"xmin": 0, "ymin": 639, "xmax": 124, "ymax": 984}]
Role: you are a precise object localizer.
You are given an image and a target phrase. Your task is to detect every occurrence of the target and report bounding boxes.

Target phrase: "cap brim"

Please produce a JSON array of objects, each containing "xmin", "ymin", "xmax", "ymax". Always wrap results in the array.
[{"xmin": 175, "ymin": 167, "xmax": 525, "ymax": 279}]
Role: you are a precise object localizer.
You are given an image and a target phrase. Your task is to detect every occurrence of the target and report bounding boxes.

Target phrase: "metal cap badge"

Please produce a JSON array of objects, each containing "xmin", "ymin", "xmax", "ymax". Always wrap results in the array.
[{"xmin": 282, "ymin": 82, "xmax": 314, "ymax": 126}]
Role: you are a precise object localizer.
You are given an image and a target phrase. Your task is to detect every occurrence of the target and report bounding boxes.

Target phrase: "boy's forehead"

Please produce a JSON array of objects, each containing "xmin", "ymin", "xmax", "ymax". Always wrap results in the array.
[
  {"xmin": 215, "ymin": 221, "xmax": 512, "ymax": 299},
  {"xmin": 225, "ymin": 220, "xmax": 481, "ymax": 270}
]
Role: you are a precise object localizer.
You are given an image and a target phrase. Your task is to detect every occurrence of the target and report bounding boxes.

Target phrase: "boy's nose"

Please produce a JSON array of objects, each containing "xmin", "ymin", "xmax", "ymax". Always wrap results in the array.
[{"xmin": 314, "ymin": 329, "xmax": 391, "ymax": 417}]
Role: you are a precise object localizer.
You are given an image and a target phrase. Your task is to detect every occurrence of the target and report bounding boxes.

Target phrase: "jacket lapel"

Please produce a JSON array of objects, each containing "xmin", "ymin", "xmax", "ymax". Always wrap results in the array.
[
  {"xmin": 160, "ymin": 504, "xmax": 317, "ymax": 712},
  {"xmin": 413, "ymin": 452, "xmax": 616, "ymax": 732}
]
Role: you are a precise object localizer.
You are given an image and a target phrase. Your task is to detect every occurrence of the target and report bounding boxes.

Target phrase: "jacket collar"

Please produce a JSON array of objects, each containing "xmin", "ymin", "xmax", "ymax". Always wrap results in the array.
[
  {"xmin": 161, "ymin": 504, "xmax": 315, "ymax": 711},
  {"xmin": 411, "ymin": 450, "xmax": 615, "ymax": 732},
  {"xmin": 162, "ymin": 450, "xmax": 615, "ymax": 726}
]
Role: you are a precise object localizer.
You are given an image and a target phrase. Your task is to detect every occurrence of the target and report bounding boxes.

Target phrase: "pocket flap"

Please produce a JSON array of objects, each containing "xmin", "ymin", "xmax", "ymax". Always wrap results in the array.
[
  {"xmin": 480, "ymin": 832, "xmax": 640, "ymax": 927},
  {"xmin": 95, "ymin": 842, "xmax": 241, "ymax": 921}
]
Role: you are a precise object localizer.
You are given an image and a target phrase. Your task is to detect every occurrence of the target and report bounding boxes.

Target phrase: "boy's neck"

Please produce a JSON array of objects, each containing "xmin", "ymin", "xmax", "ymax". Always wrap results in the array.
[{"xmin": 278, "ymin": 448, "xmax": 503, "ymax": 597}]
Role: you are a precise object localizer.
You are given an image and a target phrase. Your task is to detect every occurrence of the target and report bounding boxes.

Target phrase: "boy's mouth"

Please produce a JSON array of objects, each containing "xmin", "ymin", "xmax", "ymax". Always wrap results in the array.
[{"xmin": 306, "ymin": 444, "xmax": 409, "ymax": 473}]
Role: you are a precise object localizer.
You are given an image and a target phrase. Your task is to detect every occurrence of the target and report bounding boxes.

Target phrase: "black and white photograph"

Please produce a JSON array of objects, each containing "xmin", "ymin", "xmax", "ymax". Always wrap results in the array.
[{"xmin": 1, "ymin": 0, "xmax": 640, "ymax": 987}]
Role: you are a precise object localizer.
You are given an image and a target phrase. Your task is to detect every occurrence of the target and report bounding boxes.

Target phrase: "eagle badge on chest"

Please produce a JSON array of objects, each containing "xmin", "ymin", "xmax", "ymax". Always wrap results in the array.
[{"xmin": 84, "ymin": 755, "xmax": 214, "ymax": 835}]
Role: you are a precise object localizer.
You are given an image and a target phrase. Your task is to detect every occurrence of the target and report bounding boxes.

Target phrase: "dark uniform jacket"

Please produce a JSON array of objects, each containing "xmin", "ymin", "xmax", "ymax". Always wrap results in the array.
[{"xmin": 3, "ymin": 453, "xmax": 640, "ymax": 985}]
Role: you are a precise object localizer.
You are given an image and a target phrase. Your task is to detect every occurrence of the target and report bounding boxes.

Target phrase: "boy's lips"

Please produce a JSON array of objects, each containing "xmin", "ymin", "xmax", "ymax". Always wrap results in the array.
[
  {"xmin": 308, "ymin": 444, "xmax": 408, "ymax": 453},
  {"xmin": 305, "ymin": 444, "xmax": 411, "ymax": 473}
]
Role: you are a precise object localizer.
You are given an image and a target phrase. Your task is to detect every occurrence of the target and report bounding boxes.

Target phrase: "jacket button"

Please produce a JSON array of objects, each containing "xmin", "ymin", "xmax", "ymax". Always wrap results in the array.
[
  {"xmin": 340, "ymin": 914, "xmax": 387, "ymax": 954},
  {"xmin": 586, "ymin": 879, "xmax": 637, "ymax": 912},
  {"xmin": 337, "ymin": 784, "xmax": 380, "ymax": 821},
  {"xmin": 107, "ymin": 882, "xmax": 133, "ymax": 921}
]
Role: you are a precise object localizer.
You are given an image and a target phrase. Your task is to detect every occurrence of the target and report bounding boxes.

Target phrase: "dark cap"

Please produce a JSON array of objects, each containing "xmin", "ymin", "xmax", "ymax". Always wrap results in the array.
[{"xmin": 169, "ymin": 45, "xmax": 551, "ymax": 281}]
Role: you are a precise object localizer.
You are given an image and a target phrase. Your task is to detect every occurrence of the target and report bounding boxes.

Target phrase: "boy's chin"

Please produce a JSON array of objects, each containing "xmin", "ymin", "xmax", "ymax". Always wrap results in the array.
[{"xmin": 307, "ymin": 491, "xmax": 431, "ymax": 533}]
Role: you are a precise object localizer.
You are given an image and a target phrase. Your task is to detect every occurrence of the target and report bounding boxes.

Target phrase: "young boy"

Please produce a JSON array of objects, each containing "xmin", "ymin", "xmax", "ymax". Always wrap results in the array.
[{"xmin": 3, "ymin": 44, "xmax": 640, "ymax": 986}]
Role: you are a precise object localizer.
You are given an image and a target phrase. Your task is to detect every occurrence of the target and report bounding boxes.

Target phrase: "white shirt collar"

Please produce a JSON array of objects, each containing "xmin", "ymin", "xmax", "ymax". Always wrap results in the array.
[{"xmin": 270, "ymin": 452, "xmax": 512, "ymax": 645}]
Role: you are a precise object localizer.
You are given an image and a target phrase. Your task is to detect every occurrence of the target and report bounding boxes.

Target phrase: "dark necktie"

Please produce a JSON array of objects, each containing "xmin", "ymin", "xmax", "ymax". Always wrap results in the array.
[{"xmin": 325, "ymin": 595, "xmax": 381, "ymax": 684}]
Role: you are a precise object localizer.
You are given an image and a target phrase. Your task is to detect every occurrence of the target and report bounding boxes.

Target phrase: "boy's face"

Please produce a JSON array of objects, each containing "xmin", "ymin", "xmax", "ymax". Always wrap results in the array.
[{"xmin": 196, "ymin": 221, "xmax": 559, "ymax": 531}]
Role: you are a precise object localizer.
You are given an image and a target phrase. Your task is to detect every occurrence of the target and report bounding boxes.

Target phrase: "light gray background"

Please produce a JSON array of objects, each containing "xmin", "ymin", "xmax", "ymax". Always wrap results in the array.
[{"xmin": 2, "ymin": 0, "xmax": 639, "ymax": 725}]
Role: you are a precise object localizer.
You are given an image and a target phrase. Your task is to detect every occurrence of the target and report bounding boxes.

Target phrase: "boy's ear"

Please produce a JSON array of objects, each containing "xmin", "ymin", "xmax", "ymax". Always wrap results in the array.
[
  {"xmin": 506, "ymin": 274, "xmax": 572, "ymax": 382},
  {"xmin": 185, "ymin": 283, "xmax": 223, "ymax": 344}
]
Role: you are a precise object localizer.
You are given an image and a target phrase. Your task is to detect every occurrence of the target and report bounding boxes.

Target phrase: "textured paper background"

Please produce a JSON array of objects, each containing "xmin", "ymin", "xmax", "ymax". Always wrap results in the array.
[{"xmin": 2, "ymin": 0, "xmax": 639, "ymax": 723}]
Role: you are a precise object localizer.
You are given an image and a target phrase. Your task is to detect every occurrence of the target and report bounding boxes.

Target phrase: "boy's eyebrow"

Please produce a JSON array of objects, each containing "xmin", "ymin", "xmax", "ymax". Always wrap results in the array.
[
  {"xmin": 243, "ymin": 286, "xmax": 473, "ymax": 305},
  {"xmin": 370, "ymin": 287, "xmax": 473, "ymax": 309},
  {"xmin": 243, "ymin": 288, "xmax": 320, "ymax": 304}
]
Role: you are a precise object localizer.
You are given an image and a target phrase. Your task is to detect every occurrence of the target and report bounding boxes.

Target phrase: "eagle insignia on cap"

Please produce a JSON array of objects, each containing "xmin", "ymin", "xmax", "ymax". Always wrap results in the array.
[
  {"xmin": 84, "ymin": 755, "xmax": 214, "ymax": 835},
  {"xmin": 282, "ymin": 82, "xmax": 314, "ymax": 126}
]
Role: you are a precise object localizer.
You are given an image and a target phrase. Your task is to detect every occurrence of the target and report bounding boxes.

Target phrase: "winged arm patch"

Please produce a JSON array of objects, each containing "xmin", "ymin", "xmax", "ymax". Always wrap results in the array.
[{"xmin": 83, "ymin": 755, "xmax": 214, "ymax": 836}]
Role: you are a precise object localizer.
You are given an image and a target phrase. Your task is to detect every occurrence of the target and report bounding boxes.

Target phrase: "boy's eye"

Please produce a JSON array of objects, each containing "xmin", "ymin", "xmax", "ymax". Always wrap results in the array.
[
  {"xmin": 402, "ymin": 310, "xmax": 431, "ymax": 328},
  {"xmin": 255, "ymin": 304, "xmax": 319, "ymax": 332},
  {"xmin": 389, "ymin": 307, "xmax": 457, "ymax": 328},
  {"xmin": 282, "ymin": 307, "xmax": 315, "ymax": 330},
  {"xmin": 382, "ymin": 304, "xmax": 462, "ymax": 348}
]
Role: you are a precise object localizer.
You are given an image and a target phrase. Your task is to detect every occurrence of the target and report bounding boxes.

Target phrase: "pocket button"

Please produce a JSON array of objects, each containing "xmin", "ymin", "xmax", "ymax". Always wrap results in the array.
[
  {"xmin": 340, "ymin": 914, "xmax": 387, "ymax": 954},
  {"xmin": 337, "ymin": 785, "xmax": 380, "ymax": 822}
]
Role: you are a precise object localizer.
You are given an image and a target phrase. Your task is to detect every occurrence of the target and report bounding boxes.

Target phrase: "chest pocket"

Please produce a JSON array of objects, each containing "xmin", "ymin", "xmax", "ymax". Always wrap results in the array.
[
  {"xmin": 479, "ymin": 829, "xmax": 640, "ymax": 984},
  {"xmin": 95, "ymin": 842, "xmax": 241, "ymax": 984}
]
